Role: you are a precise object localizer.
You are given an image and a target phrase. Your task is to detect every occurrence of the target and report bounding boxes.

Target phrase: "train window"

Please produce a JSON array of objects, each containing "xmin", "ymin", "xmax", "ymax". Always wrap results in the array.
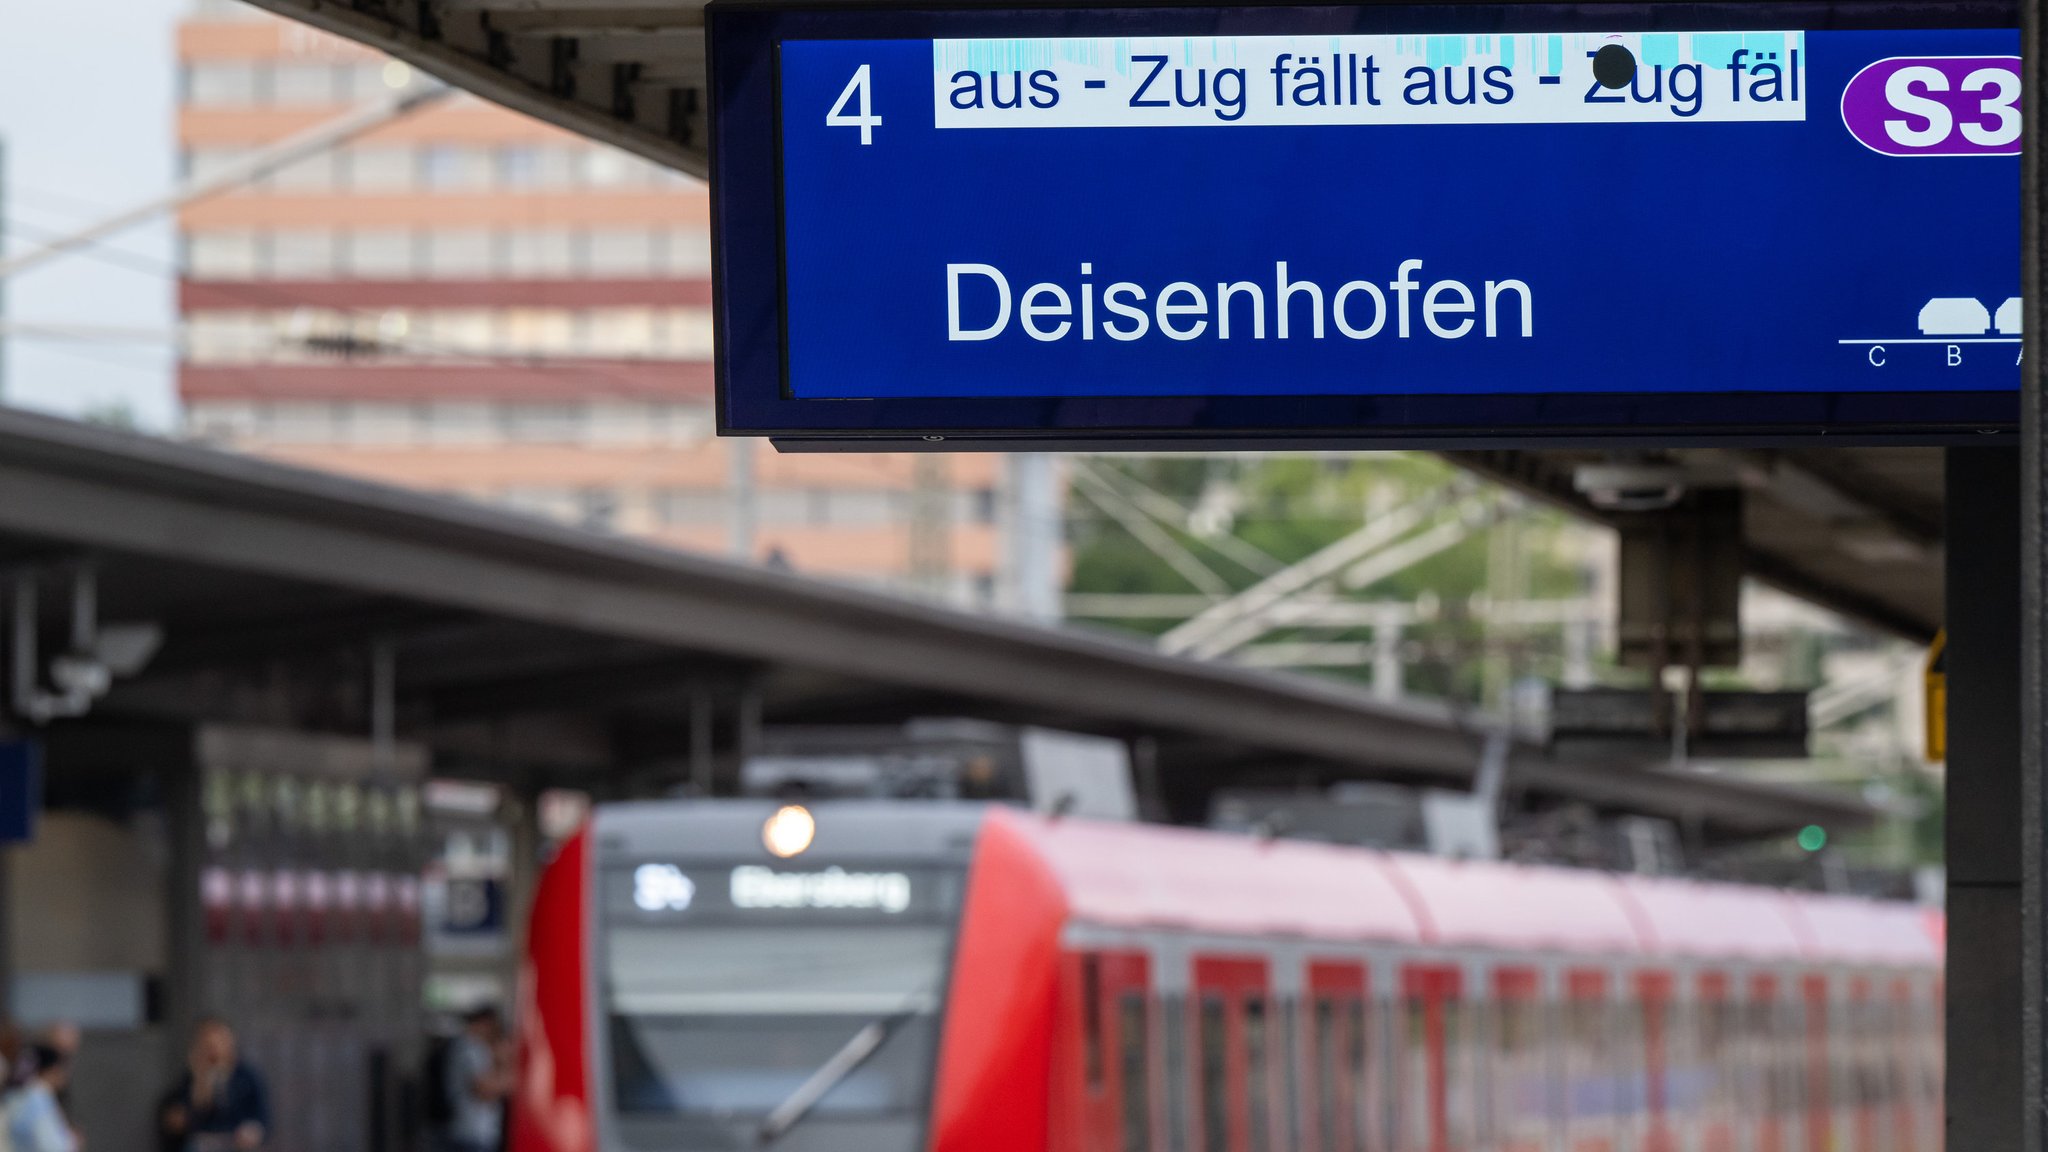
[
  {"xmin": 1788, "ymin": 996, "xmax": 1810, "ymax": 1114},
  {"xmin": 603, "ymin": 923, "xmax": 950, "ymax": 1121},
  {"xmin": 1314, "ymin": 998, "xmax": 1340, "ymax": 1152},
  {"xmin": 1347, "ymin": 1000, "xmax": 1374, "ymax": 1152},
  {"xmin": 1565, "ymin": 995, "xmax": 1615, "ymax": 1133},
  {"xmin": 1490, "ymin": 996, "xmax": 1546, "ymax": 1147},
  {"xmin": 1121, "ymin": 992, "xmax": 1152, "ymax": 1152},
  {"xmin": 1444, "ymin": 999, "xmax": 1476, "ymax": 1151},
  {"xmin": 1747, "ymin": 996, "xmax": 1781, "ymax": 1115},
  {"xmin": 1085, "ymin": 954, "xmax": 1106, "ymax": 1092},
  {"xmin": 1698, "ymin": 995, "xmax": 1739, "ymax": 1128},
  {"xmin": 1166, "ymin": 996, "xmax": 1190, "ymax": 1152},
  {"xmin": 1778, "ymin": 999, "xmax": 1808, "ymax": 1114},
  {"xmin": 1201, "ymin": 995, "xmax": 1229, "ymax": 1152},
  {"xmin": 1401, "ymin": 998, "xmax": 1429, "ymax": 1152},
  {"xmin": 1246, "ymin": 996, "xmax": 1272, "ymax": 1152},
  {"xmin": 1281, "ymin": 1000, "xmax": 1302, "ymax": 1152},
  {"xmin": 1613, "ymin": 1002, "xmax": 1646, "ymax": 1122}
]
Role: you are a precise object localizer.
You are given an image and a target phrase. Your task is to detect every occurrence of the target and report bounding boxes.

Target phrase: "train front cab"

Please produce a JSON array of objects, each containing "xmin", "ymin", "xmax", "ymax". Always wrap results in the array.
[{"xmin": 517, "ymin": 801, "xmax": 992, "ymax": 1152}]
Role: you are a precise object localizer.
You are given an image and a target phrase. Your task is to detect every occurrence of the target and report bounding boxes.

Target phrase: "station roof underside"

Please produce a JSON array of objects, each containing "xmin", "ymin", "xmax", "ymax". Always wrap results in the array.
[
  {"xmin": 237, "ymin": 0, "xmax": 1948, "ymax": 642},
  {"xmin": 0, "ymin": 410, "xmax": 1870, "ymax": 837}
]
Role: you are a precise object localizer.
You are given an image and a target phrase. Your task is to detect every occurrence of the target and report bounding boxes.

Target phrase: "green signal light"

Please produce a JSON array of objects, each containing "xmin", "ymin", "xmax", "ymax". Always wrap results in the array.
[{"xmin": 1797, "ymin": 825, "xmax": 1828, "ymax": 852}]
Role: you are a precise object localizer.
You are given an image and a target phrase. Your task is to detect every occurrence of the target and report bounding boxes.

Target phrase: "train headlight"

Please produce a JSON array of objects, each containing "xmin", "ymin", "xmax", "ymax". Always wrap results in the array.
[{"xmin": 763, "ymin": 805, "xmax": 816, "ymax": 859}]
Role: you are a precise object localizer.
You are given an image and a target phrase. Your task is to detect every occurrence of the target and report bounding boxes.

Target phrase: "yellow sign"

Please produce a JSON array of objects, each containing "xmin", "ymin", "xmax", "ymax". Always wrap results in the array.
[{"xmin": 1925, "ymin": 629, "xmax": 1946, "ymax": 763}]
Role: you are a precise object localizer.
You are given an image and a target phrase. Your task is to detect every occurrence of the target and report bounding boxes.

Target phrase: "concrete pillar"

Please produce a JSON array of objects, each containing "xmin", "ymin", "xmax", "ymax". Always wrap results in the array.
[{"xmin": 1945, "ymin": 447, "xmax": 2026, "ymax": 1150}]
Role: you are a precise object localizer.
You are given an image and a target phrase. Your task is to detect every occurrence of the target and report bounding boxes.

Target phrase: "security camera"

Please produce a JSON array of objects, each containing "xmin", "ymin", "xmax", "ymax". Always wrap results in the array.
[
  {"xmin": 93, "ymin": 622, "xmax": 163, "ymax": 678},
  {"xmin": 1572, "ymin": 462, "xmax": 1690, "ymax": 512}
]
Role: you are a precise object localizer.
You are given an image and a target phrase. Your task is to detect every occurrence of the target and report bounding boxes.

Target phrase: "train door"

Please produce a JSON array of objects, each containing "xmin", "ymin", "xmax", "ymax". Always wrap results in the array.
[
  {"xmin": 1635, "ymin": 972, "xmax": 1675, "ymax": 1152},
  {"xmin": 1191, "ymin": 956, "xmax": 1276, "ymax": 1152},
  {"xmin": 1801, "ymin": 975, "xmax": 1831, "ymax": 1152},
  {"xmin": 1062, "ymin": 950, "xmax": 1155, "ymax": 1152},
  {"xmin": 1398, "ymin": 964, "xmax": 1476, "ymax": 1152},
  {"xmin": 1305, "ymin": 961, "xmax": 1376, "ymax": 1152},
  {"xmin": 1562, "ymin": 970, "xmax": 1618, "ymax": 1152},
  {"xmin": 1488, "ymin": 967, "xmax": 1550, "ymax": 1152}
]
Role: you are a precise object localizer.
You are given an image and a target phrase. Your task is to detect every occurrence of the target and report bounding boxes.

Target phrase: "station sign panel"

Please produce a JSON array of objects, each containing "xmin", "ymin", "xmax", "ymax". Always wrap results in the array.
[{"xmin": 709, "ymin": 1, "xmax": 2018, "ymax": 446}]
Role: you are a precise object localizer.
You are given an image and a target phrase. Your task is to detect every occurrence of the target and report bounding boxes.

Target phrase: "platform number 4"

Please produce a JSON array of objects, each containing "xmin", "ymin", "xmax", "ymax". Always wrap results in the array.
[{"xmin": 828, "ymin": 64, "xmax": 881, "ymax": 144}]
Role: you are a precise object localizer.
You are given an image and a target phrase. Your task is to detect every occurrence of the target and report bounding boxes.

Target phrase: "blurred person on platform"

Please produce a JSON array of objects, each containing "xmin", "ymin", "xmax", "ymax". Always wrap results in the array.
[
  {"xmin": 33, "ymin": 1027, "xmax": 78, "ymax": 1113},
  {"xmin": 441, "ymin": 1006, "xmax": 511, "ymax": 1152},
  {"xmin": 156, "ymin": 1019, "xmax": 268, "ymax": 1152},
  {"xmin": 4, "ymin": 1044, "xmax": 77, "ymax": 1152},
  {"xmin": 0, "ymin": 1023, "xmax": 23, "ymax": 1090}
]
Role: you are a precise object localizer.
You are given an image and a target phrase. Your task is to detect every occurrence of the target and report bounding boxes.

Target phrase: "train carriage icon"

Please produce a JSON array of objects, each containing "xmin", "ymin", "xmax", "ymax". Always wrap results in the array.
[{"xmin": 1920, "ymin": 297, "xmax": 2021, "ymax": 336}]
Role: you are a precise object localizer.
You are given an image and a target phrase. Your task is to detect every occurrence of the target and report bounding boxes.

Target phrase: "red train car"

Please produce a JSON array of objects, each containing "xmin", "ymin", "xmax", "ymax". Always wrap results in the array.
[{"xmin": 512, "ymin": 801, "xmax": 1942, "ymax": 1152}]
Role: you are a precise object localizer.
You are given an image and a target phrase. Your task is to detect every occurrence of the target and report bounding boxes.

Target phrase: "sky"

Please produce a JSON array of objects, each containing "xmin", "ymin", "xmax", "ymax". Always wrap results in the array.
[{"xmin": 0, "ymin": 0, "xmax": 189, "ymax": 431}]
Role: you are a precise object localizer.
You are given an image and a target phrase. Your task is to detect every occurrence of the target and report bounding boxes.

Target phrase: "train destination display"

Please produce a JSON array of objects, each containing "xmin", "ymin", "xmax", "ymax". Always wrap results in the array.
[{"xmin": 709, "ymin": 4, "xmax": 2019, "ymax": 444}]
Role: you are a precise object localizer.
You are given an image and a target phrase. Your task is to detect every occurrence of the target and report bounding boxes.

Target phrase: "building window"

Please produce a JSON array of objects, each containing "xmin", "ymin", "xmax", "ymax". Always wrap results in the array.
[
  {"xmin": 587, "ymin": 309, "xmax": 657, "ymax": 356},
  {"xmin": 271, "ymin": 62, "xmax": 345, "ymax": 104},
  {"xmin": 186, "ymin": 62, "xmax": 266, "ymax": 106},
  {"xmin": 500, "ymin": 403, "xmax": 588, "ymax": 444},
  {"xmin": 423, "ymin": 230, "xmax": 493, "ymax": 278},
  {"xmin": 271, "ymin": 231, "xmax": 338, "ymax": 278},
  {"xmin": 271, "ymin": 150, "xmax": 341, "ymax": 193},
  {"xmin": 420, "ymin": 402, "xmax": 495, "ymax": 445},
  {"xmin": 346, "ymin": 230, "xmax": 416, "ymax": 278},
  {"xmin": 757, "ymin": 490, "xmax": 818, "ymax": 526},
  {"xmin": 421, "ymin": 145, "xmax": 494, "ymax": 191},
  {"xmin": 348, "ymin": 61, "xmax": 394, "ymax": 101},
  {"xmin": 500, "ymin": 310, "xmax": 574, "ymax": 355},
  {"xmin": 587, "ymin": 229, "xmax": 655, "ymax": 277},
  {"xmin": 651, "ymin": 404, "xmax": 715, "ymax": 443},
  {"xmin": 656, "ymin": 488, "xmax": 725, "ymax": 526},
  {"xmin": 420, "ymin": 310, "xmax": 495, "ymax": 355},
  {"xmin": 187, "ymin": 231, "xmax": 263, "ymax": 279},
  {"xmin": 187, "ymin": 147, "xmax": 259, "ymax": 186},
  {"xmin": 350, "ymin": 146, "xmax": 415, "ymax": 192},
  {"xmin": 581, "ymin": 145, "xmax": 650, "ymax": 187},
  {"xmin": 346, "ymin": 403, "xmax": 422, "ymax": 446},
  {"xmin": 185, "ymin": 401, "xmax": 259, "ymax": 443},
  {"xmin": 497, "ymin": 146, "xmax": 542, "ymax": 188},
  {"xmin": 263, "ymin": 401, "xmax": 345, "ymax": 444},
  {"xmin": 656, "ymin": 309, "xmax": 716, "ymax": 359},
  {"xmin": 500, "ymin": 487, "xmax": 578, "ymax": 520},
  {"xmin": 661, "ymin": 228, "xmax": 713, "ymax": 276},
  {"xmin": 505, "ymin": 230, "xmax": 578, "ymax": 277},
  {"xmin": 184, "ymin": 312, "xmax": 269, "ymax": 363},
  {"xmin": 820, "ymin": 490, "xmax": 907, "ymax": 526}
]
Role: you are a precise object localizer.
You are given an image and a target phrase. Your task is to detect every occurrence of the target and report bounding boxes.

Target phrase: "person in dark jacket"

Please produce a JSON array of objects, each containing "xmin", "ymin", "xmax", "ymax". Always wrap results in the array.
[{"xmin": 157, "ymin": 1018, "xmax": 269, "ymax": 1152}]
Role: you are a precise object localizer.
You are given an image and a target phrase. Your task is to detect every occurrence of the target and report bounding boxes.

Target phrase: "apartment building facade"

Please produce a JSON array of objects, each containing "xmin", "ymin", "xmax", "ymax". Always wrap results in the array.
[{"xmin": 175, "ymin": 0, "xmax": 1045, "ymax": 607}]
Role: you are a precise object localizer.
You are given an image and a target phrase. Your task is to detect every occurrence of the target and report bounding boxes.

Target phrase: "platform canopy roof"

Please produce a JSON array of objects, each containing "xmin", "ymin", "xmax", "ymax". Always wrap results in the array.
[
  {"xmin": 1452, "ymin": 448, "xmax": 1943, "ymax": 640},
  {"xmin": 0, "ymin": 408, "xmax": 1876, "ymax": 839}
]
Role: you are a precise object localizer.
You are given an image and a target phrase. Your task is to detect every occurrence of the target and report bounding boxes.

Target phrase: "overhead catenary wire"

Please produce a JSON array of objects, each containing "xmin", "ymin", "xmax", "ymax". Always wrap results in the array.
[{"xmin": 0, "ymin": 83, "xmax": 453, "ymax": 284}]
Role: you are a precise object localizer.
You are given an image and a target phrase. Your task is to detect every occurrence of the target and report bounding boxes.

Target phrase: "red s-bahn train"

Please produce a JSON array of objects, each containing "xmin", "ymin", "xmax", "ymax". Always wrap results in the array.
[{"xmin": 511, "ymin": 801, "xmax": 1943, "ymax": 1152}]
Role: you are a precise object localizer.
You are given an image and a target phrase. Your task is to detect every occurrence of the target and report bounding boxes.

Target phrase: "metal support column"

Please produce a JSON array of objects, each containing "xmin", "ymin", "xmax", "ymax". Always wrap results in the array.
[
  {"xmin": 2020, "ymin": 0, "xmax": 2048, "ymax": 1138},
  {"xmin": 1947, "ymin": 447, "xmax": 2026, "ymax": 1149}
]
